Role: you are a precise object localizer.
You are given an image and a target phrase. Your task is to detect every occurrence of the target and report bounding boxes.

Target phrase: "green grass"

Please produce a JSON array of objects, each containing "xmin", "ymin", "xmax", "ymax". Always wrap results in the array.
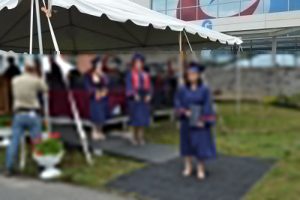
[
  {"xmin": 0, "ymin": 115, "xmax": 11, "ymax": 127},
  {"xmin": 0, "ymin": 150, "xmax": 144, "ymax": 189},
  {"xmin": 60, "ymin": 153, "xmax": 144, "ymax": 188},
  {"xmin": 146, "ymin": 103, "xmax": 300, "ymax": 200},
  {"xmin": 1, "ymin": 103, "xmax": 300, "ymax": 199},
  {"xmin": 0, "ymin": 118, "xmax": 144, "ymax": 189}
]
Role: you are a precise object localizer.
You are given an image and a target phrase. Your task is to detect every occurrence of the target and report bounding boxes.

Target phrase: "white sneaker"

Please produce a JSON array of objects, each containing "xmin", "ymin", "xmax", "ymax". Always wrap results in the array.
[{"xmin": 93, "ymin": 149, "xmax": 103, "ymax": 157}]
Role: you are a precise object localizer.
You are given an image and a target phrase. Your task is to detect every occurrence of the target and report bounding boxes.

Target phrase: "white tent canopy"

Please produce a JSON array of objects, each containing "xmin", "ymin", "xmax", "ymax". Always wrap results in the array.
[
  {"xmin": 0, "ymin": 0, "xmax": 243, "ymax": 165},
  {"xmin": 0, "ymin": 0, "xmax": 242, "ymax": 53}
]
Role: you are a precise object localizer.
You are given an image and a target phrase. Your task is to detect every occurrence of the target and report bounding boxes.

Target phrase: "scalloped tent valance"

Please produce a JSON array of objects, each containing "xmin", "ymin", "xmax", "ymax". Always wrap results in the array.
[{"xmin": 0, "ymin": 0, "xmax": 242, "ymax": 53}]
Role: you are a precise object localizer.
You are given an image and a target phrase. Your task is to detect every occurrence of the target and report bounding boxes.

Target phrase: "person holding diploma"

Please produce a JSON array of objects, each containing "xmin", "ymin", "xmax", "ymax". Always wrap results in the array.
[
  {"xmin": 174, "ymin": 63, "xmax": 216, "ymax": 180},
  {"xmin": 84, "ymin": 56, "xmax": 109, "ymax": 141},
  {"xmin": 126, "ymin": 53, "xmax": 152, "ymax": 145}
]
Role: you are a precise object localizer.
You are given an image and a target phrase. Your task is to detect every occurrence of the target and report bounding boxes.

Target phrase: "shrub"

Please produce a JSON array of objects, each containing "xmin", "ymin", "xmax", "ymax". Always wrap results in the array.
[
  {"xmin": 34, "ymin": 133, "xmax": 63, "ymax": 156},
  {"xmin": 269, "ymin": 94, "xmax": 300, "ymax": 109}
]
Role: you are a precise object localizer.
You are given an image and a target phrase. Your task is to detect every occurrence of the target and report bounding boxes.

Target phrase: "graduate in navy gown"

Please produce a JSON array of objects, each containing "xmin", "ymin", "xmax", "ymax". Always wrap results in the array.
[
  {"xmin": 174, "ymin": 63, "xmax": 216, "ymax": 180},
  {"xmin": 84, "ymin": 56, "xmax": 109, "ymax": 141},
  {"xmin": 126, "ymin": 53, "xmax": 152, "ymax": 145}
]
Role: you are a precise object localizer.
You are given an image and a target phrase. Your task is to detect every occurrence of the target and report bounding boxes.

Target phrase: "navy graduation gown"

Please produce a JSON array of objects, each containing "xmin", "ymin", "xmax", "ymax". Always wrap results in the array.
[
  {"xmin": 126, "ymin": 71, "xmax": 151, "ymax": 127},
  {"xmin": 84, "ymin": 74, "xmax": 109, "ymax": 125},
  {"xmin": 175, "ymin": 84, "xmax": 217, "ymax": 160}
]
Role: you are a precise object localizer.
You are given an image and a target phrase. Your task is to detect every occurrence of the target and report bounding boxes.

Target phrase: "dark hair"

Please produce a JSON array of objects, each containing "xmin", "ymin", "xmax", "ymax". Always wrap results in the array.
[
  {"xmin": 185, "ymin": 73, "xmax": 203, "ymax": 88},
  {"xmin": 7, "ymin": 57, "xmax": 15, "ymax": 64},
  {"xmin": 88, "ymin": 56, "xmax": 102, "ymax": 74},
  {"xmin": 132, "ymin": 53, "xmax": 145, "ymax": 63},
  {"xmin": 131, "ymin": 53, "xmax": 145, "ymax": 69},
  {"xmin": 25, "ymin": 65, "xmax": 38, "ymax": 74},
  {"xmin": 185, "ymin": 63, "xmax": 204, "ymax": 88}
]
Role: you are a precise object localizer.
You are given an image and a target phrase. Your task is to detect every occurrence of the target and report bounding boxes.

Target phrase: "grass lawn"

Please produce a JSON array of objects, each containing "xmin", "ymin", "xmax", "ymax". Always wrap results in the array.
[
  {"xmin": 1, "ymin": 103, "xmax": 300, "ymax": 200},
  {"xmin": 0, "ymin": 150, "xmax": 144, "ymax": 189},
  {"xmin": 146, "ymin": 103, "xmax": 300, "ymax": 200}
]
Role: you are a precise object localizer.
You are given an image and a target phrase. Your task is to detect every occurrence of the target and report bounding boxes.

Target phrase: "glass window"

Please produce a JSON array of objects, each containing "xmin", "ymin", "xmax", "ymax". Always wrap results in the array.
[
  {"xmin": 269, "ymin": 0, "xmax": 288, "ymax": 13},
  {"xmin": 200, "ymin": 3, "xmax": 218, "ymax": 18},
  {"xmin": 152, "ymin": 0, "xmax": 167, "ymax": 11},
  {"xmin": 199, "ymin": 0, "xmax": 218, "ymax": 7},
  {"xmin": 290, "ymin": 0, "xmax": 300, "ymax": 11},
  {"xmin": 166, "ymin": 9, "xmax": 179, "ymax": 18},
  {"xmin": 166, "ymin": 0, "xmax": 178, "ymax": 10},
  {"xmin": 241, "ymin": 0, "xmax": 263, "ymax": 15},
  {"xmin": 158, "ymin": 10, "xmax": 167, "ymax": 15},
  {"xmin": 180, "ymin": 6, "xmax": 197, "ymax": 20},
  {"xmin": 218, "ymin": 1, "xmax": 241, "ymax": 18}
]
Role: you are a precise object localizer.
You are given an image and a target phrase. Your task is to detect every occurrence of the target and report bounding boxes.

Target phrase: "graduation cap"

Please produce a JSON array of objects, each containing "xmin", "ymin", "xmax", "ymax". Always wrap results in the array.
[
  {"xmin": 132, "ymin": 53, "xmax": 145, "ymax": 63},
  {"xmin": 188, "ymin": 62, "xmax": 206, "ymax": 73},
  {"xmin": 91, "ymin": 56, "xmax": 101, "ymax": 69}
]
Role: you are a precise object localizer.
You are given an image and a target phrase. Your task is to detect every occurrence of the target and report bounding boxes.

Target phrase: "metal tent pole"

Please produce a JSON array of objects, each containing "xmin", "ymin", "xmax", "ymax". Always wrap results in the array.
[
  {"xmin": 178, "ymin": 31, "xmax": 184, "ymax": 86},
  {"xmin": 231, "ymin": 44, "xmax": 242, "ymax": 114},
  {"xmin": 19, "ymin": 0, "xmax": 42, "ymax": 170},
  {"xmin": 35, "ymin": 0, "xmax": 43, "ymax": 54},
  {"xmin": 40, "ymin": 0, "xmax": 93, "ymax": 165},
  {"xmin": 34, "ymin": 0, "xmax": 51, "ymax": 134},
  {"xmin": 29, "ymin": 0, "xmax": 34, "ymax": 54},
  {"xmin": 183, "ymin": 30, "xmax": 198, "ymax": 61},
  {"xmin": 235, "ymin": 46, "xmax": 241, "ymax": 114}
]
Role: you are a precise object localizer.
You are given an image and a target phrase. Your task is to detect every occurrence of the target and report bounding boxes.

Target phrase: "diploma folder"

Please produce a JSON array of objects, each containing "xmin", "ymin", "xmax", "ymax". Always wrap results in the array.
[
  {"xmin": 189, "ymin": 105, "xmax": 203, "ymax": 127},
  {"xmin": 137, "ymin": 89, "xmax": 148, "ymax": 100}
]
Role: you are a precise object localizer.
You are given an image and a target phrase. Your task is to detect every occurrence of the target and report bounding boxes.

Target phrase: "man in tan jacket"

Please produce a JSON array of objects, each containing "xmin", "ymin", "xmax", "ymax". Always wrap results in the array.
[{"xmin": 5, "ymin": 57, "xmax": 48, "ymax": 176}]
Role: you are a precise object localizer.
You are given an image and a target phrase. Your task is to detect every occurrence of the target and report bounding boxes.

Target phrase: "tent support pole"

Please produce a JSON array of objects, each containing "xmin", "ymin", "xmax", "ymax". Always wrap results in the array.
[
  {"xmin": 178, "ymin": 31, "xmax": 184, "ymax": 86},
  {"xmin": 183, "ymin": 30, "xmax": 198, "ymax": 61},
  {"xmin": 29, "ymin": 0, "xmax": 34, "ymax": 54},
  {"xmin": 235, "ymin": 45, "xmax": 241, "ymax": 114},
  {"xmin": 35, "ymin": 0, "xmax": 43, "ymax": 54},
  {"xmin": 39, "ymin": 1, "xmax": 93, "ymax": 165},
  {"xmin": 272, "ymin": 36, "xmax": 277, "ymax": 67},
  {"xmin": 66, "ymin": 84, "xmax": 93, "ymax": 165},
  {"xmin": 35, "ymin": 0, "xmax": 52, "ymax": 135}
]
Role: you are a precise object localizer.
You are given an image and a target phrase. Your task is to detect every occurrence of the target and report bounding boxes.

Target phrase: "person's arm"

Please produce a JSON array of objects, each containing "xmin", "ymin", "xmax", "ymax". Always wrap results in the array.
[
  {"xmin": 145, "ymin": 73, "xmax": 152, "ymax": 103},
  {"xmin": 100, "ymin": 75, "xmax": 109, "ymax": 98},
  {"xmin": 84, "ymin": 75, "xmax": 97, "ymax": 98},
  {"xmin": 125, "ymin": 72, "xmax": 136, "ymax": 99},
  {"xmin": 38, "ymin": 78, "xmax": 48, "ymax": 93},
  {"xmin": 199, "ymin": 86, "xmax": 216, "ymax": 126},
  {"xmin": 174, "ymin": 87, "xmax": 189, "ymax": 118}
]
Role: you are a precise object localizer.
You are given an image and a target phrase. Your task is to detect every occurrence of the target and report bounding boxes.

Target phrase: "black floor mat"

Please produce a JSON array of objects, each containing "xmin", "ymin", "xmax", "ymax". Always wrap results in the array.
[{"xmin": 108, "ymin": 156, "xmax": 274, "ymax": 200}]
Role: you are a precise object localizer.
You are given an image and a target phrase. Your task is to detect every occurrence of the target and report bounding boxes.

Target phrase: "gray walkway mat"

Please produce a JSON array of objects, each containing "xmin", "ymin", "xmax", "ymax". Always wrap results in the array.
[
  {"xmin": 52, "ymin": 124, "xmax": 179, "ymax": 164},
  {"xmin": 94, "ymin": 137, "xmax": 179, "ymax": 164},
  {"xmin": 108, "ymin": 156, "xmax": 274, "ymax": 200}
]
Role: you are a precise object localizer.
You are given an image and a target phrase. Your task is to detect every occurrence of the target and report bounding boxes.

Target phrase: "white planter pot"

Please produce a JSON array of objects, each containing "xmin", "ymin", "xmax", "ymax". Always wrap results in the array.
[
  {"xmin": 0, "ymin": 128, "xmax": 12, "ymax": 148},
  {"xmin": 33, "ymin": 152, "xmax": 64, "ymax": 180}
]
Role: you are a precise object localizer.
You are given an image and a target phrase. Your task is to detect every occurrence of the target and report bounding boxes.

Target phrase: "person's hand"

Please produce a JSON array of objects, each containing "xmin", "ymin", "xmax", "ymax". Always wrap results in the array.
[
  {"xmin": 41, "ymin": 7, "xmax": 52, "ymax": 18},
  {"xmin": 134, "ymin": 94, "xmax": 140, "ymax": 102},
  {"xmin": 92, "ymin": 74, "xmax": 100, "ymax": 83},
  {"xmin": 197, "ymin": 121, "xmax": 205, "ymax": 128},
  {"xmin": 95, "ymin": 91, "xmax": 103, "ymax": 101},
  {"xmin": 185, "ymin": 110, "xmax": 192, "ymax": 117},
  {"xmin": 101, "ymin": 88, "xmax": 108, "ymax": 97},
  {"xmin": 145, "ymin": 95, "xmax": 151, "ymax": 103}
]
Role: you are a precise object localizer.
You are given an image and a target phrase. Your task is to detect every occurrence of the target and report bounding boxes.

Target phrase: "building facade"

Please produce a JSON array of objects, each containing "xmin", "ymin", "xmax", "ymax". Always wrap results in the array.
[{"xmin": 133, "ymin": 0, "xmax": 300, "ymax": 52}]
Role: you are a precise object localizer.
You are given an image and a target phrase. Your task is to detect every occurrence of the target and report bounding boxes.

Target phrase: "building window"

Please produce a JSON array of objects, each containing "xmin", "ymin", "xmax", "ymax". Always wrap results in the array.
[
  {"xmin": 290, "ymin": 0, "xmax": 300, "ymax": 11},
  {"xmin": 152, "ymin": 0, "xmax": 300, "ymax": 21},
  {"xmin": 152, "ymin": 0, "xmax": 166, "ymax": 11}
]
